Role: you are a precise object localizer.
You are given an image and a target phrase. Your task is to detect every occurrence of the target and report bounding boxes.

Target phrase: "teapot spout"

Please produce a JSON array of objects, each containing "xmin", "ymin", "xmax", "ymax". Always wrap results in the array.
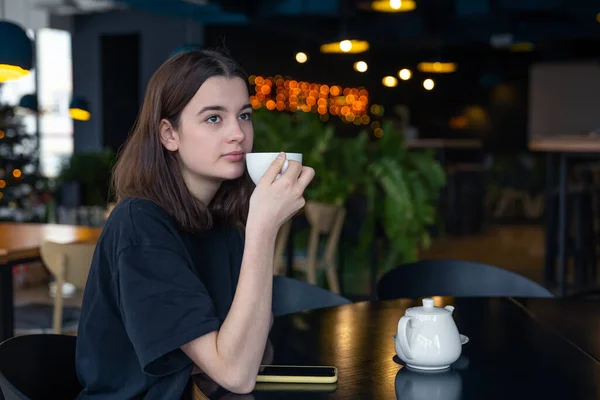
[{"xmin": 444, "ymin": 305, "xmax": 455, "ymax": 314}]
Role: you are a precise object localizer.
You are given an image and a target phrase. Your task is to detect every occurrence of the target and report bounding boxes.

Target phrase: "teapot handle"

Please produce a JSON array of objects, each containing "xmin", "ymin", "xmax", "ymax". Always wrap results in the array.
[{"xmin": 397, "ymin": 316, "xmax": 414, "ymax": 360}]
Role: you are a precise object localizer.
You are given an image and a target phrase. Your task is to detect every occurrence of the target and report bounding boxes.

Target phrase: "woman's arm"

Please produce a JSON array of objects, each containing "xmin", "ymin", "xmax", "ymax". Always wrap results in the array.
[
  {"xmin": 181, "ymin": 229, "xmax": 276, "ymax": 393},
  {"xmin": 181, "ymin": 156, "xmax": 313, "ymax": 394},
  {"xmin": 190, "ymin": 313, "xmax": 274, "ymax": 375}
]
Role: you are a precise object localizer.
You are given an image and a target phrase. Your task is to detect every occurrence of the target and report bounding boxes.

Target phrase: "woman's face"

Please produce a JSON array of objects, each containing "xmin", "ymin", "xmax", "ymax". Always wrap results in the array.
[{"xmin": 160, "ymin": 76, "xmax": 254, "ymax": 200}]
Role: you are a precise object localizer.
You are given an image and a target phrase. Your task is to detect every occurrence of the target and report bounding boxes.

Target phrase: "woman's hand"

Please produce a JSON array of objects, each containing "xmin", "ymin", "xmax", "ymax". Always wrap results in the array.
[{"xmin": 247, "ymin": 152, "xmax": 314, "ymax": 237}]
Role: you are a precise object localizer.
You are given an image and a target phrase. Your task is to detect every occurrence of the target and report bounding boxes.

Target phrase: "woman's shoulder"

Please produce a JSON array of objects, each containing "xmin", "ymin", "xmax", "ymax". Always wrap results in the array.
[
  {"xmin": 102, "ymin": 197, "xmax": 182, "ymax": 249},
  {"xmin": 109, "ymin": 197, "xmax": 174, "ymax": 226},
  {"xmin": 109, "ymin": 197, "xmax": 169, "ymax": 218}
]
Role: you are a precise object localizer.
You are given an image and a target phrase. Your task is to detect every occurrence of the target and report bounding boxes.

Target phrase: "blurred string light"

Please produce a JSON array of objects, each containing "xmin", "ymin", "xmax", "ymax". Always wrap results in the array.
[
  {"xmin": 369, "ymin": 117, "xmax": 384, "ymax": 138},
  {"xmin": 423, "ymin": 78, "xmax": 435, "ymax": 90},
  {"xmin": 354, "ymin": 61, "xmax": 368, "ymax": 72},
  {"xmin": 382, "ymin": 76, "xmax": 398, "ymax": 87},
  {"xmin": 398, "ymin": 68, "xmax": 412, "ymax": 80},
  {"xmin": 295, "ymin": 52, "xmax": 308, "ymax": 63},
  {"xmin": 370, "ymin": 104, "xmax": 384, "ymax": 116},
  {"xmin": 248, "ymin": 74, "xmax": 372, "ymax": 124}
]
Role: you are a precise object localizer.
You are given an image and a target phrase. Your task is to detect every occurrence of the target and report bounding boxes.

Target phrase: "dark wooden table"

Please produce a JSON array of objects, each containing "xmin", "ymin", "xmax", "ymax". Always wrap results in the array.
[
  {"xmin": 0, "ymin": 223, "xmax": 103, "ymax": 341},
  {"xmin": 193, "ymin": 297, "xmax": 600, "ymax": 399},
  {"xmin": 514, "ymin": 297, "xmax": 600, "ymax": 362}
]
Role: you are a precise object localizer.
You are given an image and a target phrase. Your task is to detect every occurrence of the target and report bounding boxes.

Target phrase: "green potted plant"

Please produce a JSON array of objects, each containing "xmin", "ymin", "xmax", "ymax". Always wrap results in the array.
[
  {"xmin": 357, "ymin": 120, "xmax": 446, "ymax": 272},
  {"xmin": 56, "ymin": 148, "xmax": 116, "ymax": 207},
  {"xmin": 252, "ymin": 108, "xmax": 446, "ymax": 276}
]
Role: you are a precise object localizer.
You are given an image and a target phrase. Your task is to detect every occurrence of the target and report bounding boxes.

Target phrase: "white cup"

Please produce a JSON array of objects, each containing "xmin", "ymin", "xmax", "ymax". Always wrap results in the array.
[{"xmin": 246, "ymin": 152, "xmax": 303, "ymax": 184}]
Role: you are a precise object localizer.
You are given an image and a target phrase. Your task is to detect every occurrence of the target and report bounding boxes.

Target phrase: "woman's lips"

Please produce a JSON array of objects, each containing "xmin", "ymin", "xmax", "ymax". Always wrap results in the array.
[{"xmin": 222, "ymin": 152, "xmax": 245, "ymax": 161}]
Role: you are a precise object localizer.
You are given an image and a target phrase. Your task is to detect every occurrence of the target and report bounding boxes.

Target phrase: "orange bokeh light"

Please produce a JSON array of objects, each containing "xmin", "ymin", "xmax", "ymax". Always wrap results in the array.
[
  {"xmin": 247, "ymin": 75, "xmax": 369, "ymax": 121},
  {"xmin": 266, "ymin": 100, "xmax": 276, "ymax": 110}
]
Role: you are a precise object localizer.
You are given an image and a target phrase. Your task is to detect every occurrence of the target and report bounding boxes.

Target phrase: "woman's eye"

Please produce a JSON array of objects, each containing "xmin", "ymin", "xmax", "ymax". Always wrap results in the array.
[
  {"xmin": 239, "ymin": 112, "xmax": 252, "ymax": 121},
  {"xmin": 206, "ymin": 115, "xmax": 221, "ymax": 124}
]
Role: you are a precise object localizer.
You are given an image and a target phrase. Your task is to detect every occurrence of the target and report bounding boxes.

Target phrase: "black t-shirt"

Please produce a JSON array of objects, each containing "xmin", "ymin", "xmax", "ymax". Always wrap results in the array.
[{"xmin": 75, "ymin": 197, "xmax": 245, "ymax": 399}]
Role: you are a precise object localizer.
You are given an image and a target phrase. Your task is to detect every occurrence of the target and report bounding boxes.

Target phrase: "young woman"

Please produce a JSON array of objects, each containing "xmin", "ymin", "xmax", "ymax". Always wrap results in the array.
[{"xmin": 75, "ymin": 49, "xmax": 314, "ymax": 399}]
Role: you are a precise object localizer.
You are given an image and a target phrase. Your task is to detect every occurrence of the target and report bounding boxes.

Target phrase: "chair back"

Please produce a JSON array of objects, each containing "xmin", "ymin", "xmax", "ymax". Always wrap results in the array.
[
  {"xmin": 40, "ymin": 240, "xmax": 96, "ymax": 333},
  {"xmin": 272, "ymin": 276, "xmax": 352, "ymax": 317},
  {"xmin": 0, "ymin": 334, "xmax": 81, "ymax": 400},
  {"xmin": 40, "ymin": 240, "xmax": 96, "ymax": 290},
  {"xmin": 377, "ymin": 259, "xmax": 554, "ymax": 300}
]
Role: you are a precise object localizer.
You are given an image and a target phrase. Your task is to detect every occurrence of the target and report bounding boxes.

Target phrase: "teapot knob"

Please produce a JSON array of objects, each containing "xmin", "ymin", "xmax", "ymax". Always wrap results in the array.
[{"xmin": 422, "ymin": 298, "xmax": 434, "ymax": 309}]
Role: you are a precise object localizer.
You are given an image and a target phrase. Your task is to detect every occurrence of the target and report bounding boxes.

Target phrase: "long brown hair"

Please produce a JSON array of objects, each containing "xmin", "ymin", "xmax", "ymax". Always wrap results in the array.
[{"xmin": 111, "ymin": 49, "xmax": 255, "ymax": 232}]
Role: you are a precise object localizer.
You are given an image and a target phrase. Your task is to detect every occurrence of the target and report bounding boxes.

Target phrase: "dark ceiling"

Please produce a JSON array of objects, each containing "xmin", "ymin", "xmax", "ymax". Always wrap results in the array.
[
  {"xmin": 113, "ymin": 0, "xmax": 600, "ymax": 148},
  {"xmin": 116, "ymin": 0, "xmax": 600, "ymax": 57}
]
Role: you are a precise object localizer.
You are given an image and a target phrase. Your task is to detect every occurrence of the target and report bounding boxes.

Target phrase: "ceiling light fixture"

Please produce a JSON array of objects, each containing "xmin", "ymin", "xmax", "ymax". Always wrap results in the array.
[{"xmin": 371, "ymin": 0, "xmax": 416, "ymax": 13}]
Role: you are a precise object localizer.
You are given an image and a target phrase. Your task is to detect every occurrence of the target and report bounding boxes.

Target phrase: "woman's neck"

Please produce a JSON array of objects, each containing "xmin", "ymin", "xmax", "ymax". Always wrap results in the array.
[{"xmin": 183, "ymin": 173, "xmax": 222, "ymax": 205}]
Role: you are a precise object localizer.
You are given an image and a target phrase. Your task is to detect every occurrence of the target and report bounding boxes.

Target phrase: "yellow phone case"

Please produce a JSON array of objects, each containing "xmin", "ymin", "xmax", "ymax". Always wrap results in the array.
[
  {"xmin": 254, "ymin": 382, "xmax": 338, "ymax": 392},
  {"xmin": 255, "ymin": 365, "xmax": 338, "ymax": 384}
]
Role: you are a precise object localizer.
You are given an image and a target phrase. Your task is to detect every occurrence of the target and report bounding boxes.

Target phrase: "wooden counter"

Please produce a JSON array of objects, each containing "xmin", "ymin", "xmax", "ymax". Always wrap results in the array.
[
  {"xmin": 529, "ymin": 136, "xmax": 600, "ymax": 153},
  {"xmin": 405, "ymin": 138, "xmax": 482, "ymax": 149}
]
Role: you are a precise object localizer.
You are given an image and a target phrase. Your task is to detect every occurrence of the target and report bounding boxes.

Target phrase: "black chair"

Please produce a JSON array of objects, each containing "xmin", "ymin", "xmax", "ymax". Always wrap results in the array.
[
  {"xmin": 0, "ymin": 334, "xmax": 81, "ymax": 400},
  {"xmin": 377, "ymin": 259, "xmax": 554, "ymax": 300},
  {"xmin": 272, "ymin": 276, "xmax": 352, "ymax": 317}
]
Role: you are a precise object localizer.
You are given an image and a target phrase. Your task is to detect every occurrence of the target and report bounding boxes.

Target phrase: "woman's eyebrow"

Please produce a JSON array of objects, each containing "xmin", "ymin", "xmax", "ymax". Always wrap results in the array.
[{"xmin": 196, "ymin": 105, "xmax": 227, "ymax": 116}]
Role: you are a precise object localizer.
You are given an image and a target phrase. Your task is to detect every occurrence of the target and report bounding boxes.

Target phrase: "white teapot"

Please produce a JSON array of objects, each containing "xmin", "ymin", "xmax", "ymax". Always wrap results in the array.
[{"xmin": 394, "ymin": 298, "xmax": 463, "ymax": 370}]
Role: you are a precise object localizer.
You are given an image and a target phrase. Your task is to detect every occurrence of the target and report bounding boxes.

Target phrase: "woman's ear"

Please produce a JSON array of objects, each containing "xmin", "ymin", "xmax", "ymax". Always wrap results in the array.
[{"xmin": 159, "ymin": 119, "xmax": 179, "ymax": 152}]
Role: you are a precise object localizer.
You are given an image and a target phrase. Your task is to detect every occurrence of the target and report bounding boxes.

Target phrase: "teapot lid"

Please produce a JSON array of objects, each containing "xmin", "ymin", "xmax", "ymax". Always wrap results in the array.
[{"xmin": 406, "ymin": 298, "xmax": 452, "ymax": 316}]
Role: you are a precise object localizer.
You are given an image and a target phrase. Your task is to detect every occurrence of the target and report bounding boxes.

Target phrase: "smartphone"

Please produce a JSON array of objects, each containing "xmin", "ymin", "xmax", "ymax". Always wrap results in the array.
[
  {"xmin": 254, "ymin": 382, "xmax": 338, "ymax": 393},
  {"xmin": 256, "ymin": 365, "xmax": 338, "ymax": 384}
]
